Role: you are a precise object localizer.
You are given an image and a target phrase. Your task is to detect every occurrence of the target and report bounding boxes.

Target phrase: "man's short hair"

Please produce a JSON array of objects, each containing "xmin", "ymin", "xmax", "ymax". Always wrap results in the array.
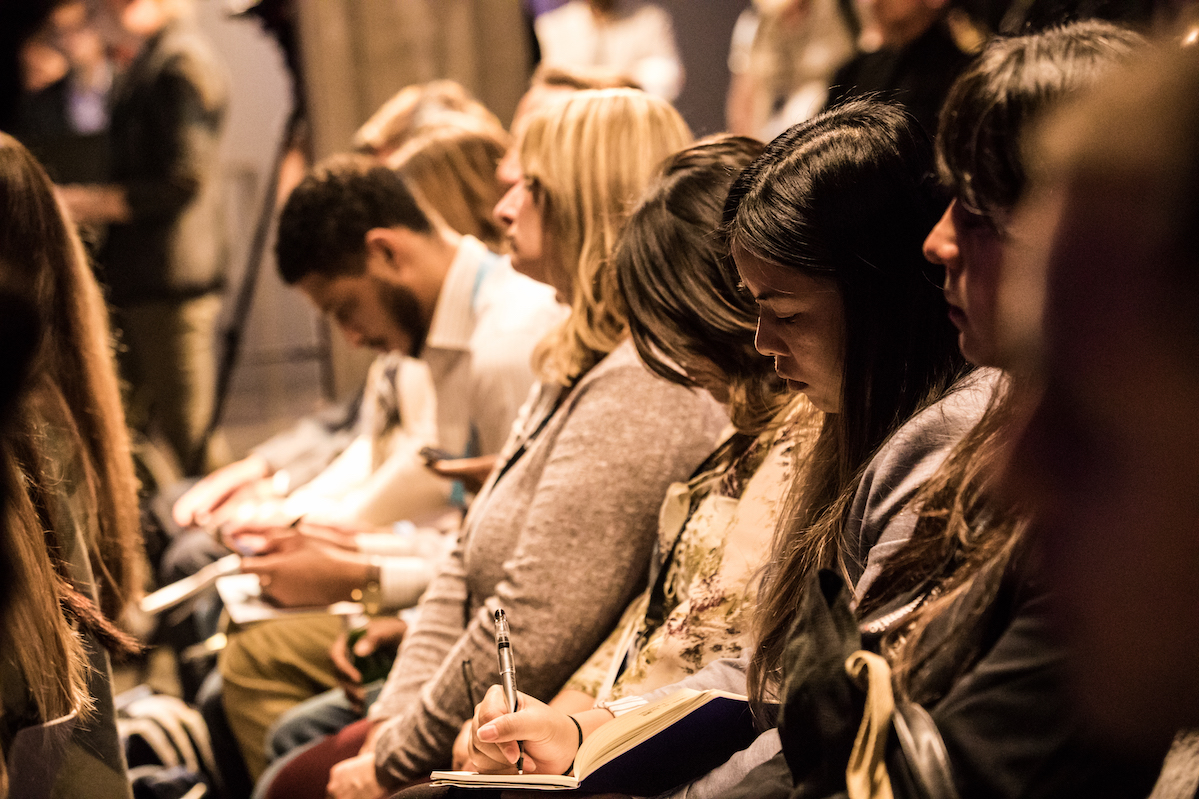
[{"xmin": 276, "ymin": 154, "xmax": 433, "ymax": 285}]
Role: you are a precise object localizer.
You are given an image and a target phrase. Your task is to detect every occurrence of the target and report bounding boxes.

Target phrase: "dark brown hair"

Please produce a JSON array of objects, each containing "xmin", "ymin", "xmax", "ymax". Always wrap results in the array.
[
  {"xmin": 724, "ymin": 101, "xmax": 970, "ymax": 707},
  {"xmin": 615, "ymin": 135, "xmax": 792, "ymax": 433},
  {"xmin": 936, "ymin": 20, "xmax": 1143, "ymax": 223},
  {"xmin": 861, "ymin": 22, "xmax": 1143, "ymax": 701}
]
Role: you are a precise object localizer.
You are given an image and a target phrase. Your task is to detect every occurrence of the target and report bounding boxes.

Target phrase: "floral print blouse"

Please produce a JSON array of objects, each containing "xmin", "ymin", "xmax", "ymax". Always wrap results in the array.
[{"xmin": 565, "ymin": 397, "xmax": 819, "ymax": 700}]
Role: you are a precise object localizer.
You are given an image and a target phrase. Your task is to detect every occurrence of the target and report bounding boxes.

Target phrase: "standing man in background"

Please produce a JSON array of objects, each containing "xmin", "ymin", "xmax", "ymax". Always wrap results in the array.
[{"xmin": 62, "ymin": 0, "xmax": 229, "ymax": 476}]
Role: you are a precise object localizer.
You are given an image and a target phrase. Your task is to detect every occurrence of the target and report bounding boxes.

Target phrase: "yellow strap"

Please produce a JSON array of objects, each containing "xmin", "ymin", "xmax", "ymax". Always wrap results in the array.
[{"xmin": 844, "ymin": 650, "xmax": 895, "ymax": 799}]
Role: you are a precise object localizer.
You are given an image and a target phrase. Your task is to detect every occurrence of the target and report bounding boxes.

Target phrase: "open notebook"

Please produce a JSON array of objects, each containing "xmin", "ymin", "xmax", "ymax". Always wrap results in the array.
[{"xmin": 432, "ymin": 688, "xmax": 758, "ymax": 794}]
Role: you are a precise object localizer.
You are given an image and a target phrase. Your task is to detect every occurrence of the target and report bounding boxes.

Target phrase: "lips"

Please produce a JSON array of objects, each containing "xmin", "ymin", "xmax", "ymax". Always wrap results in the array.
[{"xmin": 774, "ymin": 360, "xmax": 807, "ymax": 391}]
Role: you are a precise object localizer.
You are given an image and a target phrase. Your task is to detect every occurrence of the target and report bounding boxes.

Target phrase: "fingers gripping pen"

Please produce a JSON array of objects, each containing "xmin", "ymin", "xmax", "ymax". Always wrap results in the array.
[{"xmin": 493, "ymin": 609, "xmax": 524, "ymax": 774}]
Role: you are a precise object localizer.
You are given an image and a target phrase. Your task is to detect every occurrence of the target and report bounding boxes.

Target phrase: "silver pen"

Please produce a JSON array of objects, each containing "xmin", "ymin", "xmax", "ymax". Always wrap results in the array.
[{"xmin": 493, "ymin": 609, "xmax": 524, "ymax": 774}]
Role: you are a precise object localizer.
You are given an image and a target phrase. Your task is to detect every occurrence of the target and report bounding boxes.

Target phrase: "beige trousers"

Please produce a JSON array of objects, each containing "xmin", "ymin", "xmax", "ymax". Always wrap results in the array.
[
  {"xmin": 219, "ymin": 615, "xmax": 345, "ymax": 780},
  {"xmin": 115, "ymin": 293, "xmax": 222, "ymax": 474}
]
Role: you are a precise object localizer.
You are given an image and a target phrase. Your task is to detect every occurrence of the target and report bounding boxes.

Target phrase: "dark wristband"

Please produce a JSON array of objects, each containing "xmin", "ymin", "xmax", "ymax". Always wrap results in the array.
[{"xmin": 563, "ymin": 715, "xmax": 584, "ymax": 776}]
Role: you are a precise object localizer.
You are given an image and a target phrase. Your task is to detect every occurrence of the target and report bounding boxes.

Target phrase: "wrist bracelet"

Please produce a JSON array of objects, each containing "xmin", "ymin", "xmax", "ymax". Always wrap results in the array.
[
  {"xmin": 350, "ymin": 556, "xmax": 385, "ymax": 615},
  {"xmin": 562, "ymin": 715, "xmax": 583, "ymax": 776}
]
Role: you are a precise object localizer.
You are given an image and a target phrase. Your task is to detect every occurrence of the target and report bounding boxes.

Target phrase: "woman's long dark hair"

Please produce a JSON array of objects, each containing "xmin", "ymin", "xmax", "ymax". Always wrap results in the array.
[
  {"xmin": 727, "ymin": 101, "xmax": 970, "ymax": 706},
  {"xmin": 616, "ymin": 134, "xmax": 796, "ymax": 435},
  {"xmin": 0, "ymin": 133, "xmax": 143, "ymax": 662},
  {"xmin": 858, "ymin": 21, "xmax": 1143, "ymax": 703}
]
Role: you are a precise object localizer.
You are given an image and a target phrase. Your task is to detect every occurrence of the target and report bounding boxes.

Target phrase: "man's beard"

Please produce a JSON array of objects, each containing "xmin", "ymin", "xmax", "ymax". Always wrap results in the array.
[{"xmin": 375, "ymin": 277, "xmax": 428, "ymax": 357}]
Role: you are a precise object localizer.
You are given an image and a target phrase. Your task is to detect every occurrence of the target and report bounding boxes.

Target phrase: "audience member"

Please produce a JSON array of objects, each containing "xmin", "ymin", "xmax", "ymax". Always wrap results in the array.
[
  {"xmin": 351, "ymin": 80, "xmax": 505, "ymax": 162},
  {"xmin": 533, "ymin": 0, "xmax": 683, "ymax": 100},
  {"xmin": 58, "ymin": 0, "xmax": 229, "ymax": 476},
  {"xmin": 15, "ymin": 0, "xmax": 113, "ymax": 185},
  {"xmin": 441, "ymin": 136, "xmax": 823, "ymax": 772},
  {"xmin": 462, "ymin": 100, "xmax": 980, "ymax": 798},
  {"xmin": 215, "ymin": 153, "xmax": 563, "ymax": 782},
  {"xmin": 726, "ymin": 0, "xmax": 855, "ymax": 139},
  {"xmin": 552, "ymin": 135, "xmax": 820, "ymax": 708},
  {"xmin": 826, "ymin": 0, "xmax": 980, "ymax": 135},
  {"xmin": 0, "ymin": 131, "xmax": 143, "ymax": 797},
  {"xmin": 171, "ymin": 104, "xmax": 510, "ymax": 535},
  {"xmin": 277, "ymin": 88, "xmax": 721, "ymax": 799},
  {"xmin": 723, "ymin": 22, "xmax": 1161, "ymax": 798},
  {"xmin": 1006, "ymin": 39, "xmax": 1199, "ymax": 756},
  {"xmin": 386, "ymin": 123, "xmax": 510, "ymax": 252}
]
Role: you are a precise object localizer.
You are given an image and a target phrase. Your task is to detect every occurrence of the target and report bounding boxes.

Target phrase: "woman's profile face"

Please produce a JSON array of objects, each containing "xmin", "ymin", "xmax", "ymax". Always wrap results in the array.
[
  {"xmin": 736, "ymin": 250, "xmax": 845, "ymax": 413},
  {"xmin": 493, "ymin": 175, "xmax": 553, "ymax": 291},
  {"xmin": 923, "ymin": 199, "xmax": 1006, "ymax": 367}
]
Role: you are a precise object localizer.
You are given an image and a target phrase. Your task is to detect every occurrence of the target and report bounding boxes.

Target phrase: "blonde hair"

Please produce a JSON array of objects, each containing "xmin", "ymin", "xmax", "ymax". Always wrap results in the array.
[
  {"xmin": 521, "ymin": 89, "xmax": 693, "ymax": 384},
  {"xmin": 387, "ymin": 120, "xmax": 511, "ymax": 251},
  {"xmin": 353, "ymin": 80, "xmax": 504, "ymax": 160},
  {"xmin": 0, "ymin": 134, "xmax": 143, "ymax": 730}
]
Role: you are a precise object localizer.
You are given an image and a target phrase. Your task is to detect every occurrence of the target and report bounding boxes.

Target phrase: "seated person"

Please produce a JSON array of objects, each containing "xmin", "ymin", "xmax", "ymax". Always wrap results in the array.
[
  {"xmin": 1007, "ymin": 35, "xmax": 1199, "ymax": 759},
  {"xmin": 732, "ymin": 21, "xmax": 1162, "ymax": 799},
  {"xmin": 532, "ymin": 135, "xmax": 820, "ymax": 717},
  {"xmin": 0, "ymin": 132, "xmax": 144, "ymax": 796},
  {"xmin": 210, "ymin": 151, "xmax": 562, "ymax": 782},
  {"xmin": 169, "ymin": 83, "xmax": 513, "ymax": 537},
  {"xmin": 261, "ymin": 89, "xmax": 724, "ymax": 799},
  {"xmin": 463, "ymin": 100, "xmax": 986, "ymax": 797}
]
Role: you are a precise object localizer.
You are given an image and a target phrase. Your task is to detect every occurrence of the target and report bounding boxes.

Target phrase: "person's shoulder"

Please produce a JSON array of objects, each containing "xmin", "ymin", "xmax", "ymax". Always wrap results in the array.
[
  {"xmin": 865, "ymin": 368, "xmax": 996, "ymax": 471},
  {"xmin": 578, "ymin": 341, "xmax": 724, "ymax": 418},
  {"xmin": 472, "ymin": 257, "xmax": 565, "ymax": 346}
]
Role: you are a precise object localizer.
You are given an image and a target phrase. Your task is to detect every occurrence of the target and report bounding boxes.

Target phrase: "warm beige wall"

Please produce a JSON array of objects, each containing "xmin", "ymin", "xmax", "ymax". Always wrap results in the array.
[
  {"xmin": 295, "ymin": 0, "xmax": 531, "ymax": 397},
  {"xmin": 297, "ymin": 0, "xmax": 530, "ymax": 160}
]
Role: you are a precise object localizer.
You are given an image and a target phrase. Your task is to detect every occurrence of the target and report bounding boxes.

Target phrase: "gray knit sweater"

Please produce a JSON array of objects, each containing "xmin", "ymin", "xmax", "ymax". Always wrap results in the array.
[{"xmin": 369, "ymin": 340, "xmax": 727, "ymax": 784}]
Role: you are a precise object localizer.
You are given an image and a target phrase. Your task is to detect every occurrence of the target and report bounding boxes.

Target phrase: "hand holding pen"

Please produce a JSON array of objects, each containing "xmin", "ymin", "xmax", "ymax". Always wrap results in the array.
[
  {"xmin": 466, "ymin": 609, "xmax": 587, "ymax": 776},
  {"xmin": 493, "ymin": 609, "xmax": 525, "ymax": 774}
]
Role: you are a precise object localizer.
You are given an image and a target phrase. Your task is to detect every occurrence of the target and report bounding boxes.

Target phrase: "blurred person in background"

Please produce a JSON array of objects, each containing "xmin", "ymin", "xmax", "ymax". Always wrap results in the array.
[
  {"xmin": 59, "ymin": 0, "xmax": 230, "ymax": 478},
  {"xmin": 533, "ymin": 0, "xmax": 683, "ymax": 100},
  {"xmin": 1005, "ymin": 40, "xmax": 1199, "ymax": 765},
  {"xmin": 726, "ymin": 0, "xmax": 855, "ymax": 139},
  {"xmin": 352, "ymin": 80, "xmax": 505, "ymax": 163},
  {"xmin": 15, "ymin": 0, "xmax": 114, "ymax": 186},
  {"xmin": 825, "ymin": 0, "xmax": 983, "ymax": 135}
]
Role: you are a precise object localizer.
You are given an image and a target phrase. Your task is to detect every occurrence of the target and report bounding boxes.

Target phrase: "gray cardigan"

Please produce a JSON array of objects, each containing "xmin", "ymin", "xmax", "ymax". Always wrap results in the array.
[{"xmin": 369, "ymin": 340, "xmax": 727, "ymax": 784}]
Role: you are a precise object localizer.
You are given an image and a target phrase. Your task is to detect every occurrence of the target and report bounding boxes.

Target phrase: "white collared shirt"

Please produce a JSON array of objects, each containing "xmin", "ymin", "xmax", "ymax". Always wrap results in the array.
[
  {"xmin": 286, "ymin": 237, "xmax": 564, "ymax": 527},
  {"xmin": 421, "ymin": 235, "xmax": 566, "ymax": 460}
]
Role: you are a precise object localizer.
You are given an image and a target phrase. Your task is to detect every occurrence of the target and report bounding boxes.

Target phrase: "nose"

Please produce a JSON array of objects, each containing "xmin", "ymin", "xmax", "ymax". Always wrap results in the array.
[
  {"xmin": 496, "ymin": 149, "xmax": 521, "ymax": 190},
  {"xmin": 339, "ymin": 323, "xmax": 366, "ymax": 349},
  {"xmin": 924, "ymin": 202, "xmax": 960, "ymax": 276},
  {"xmin": 493, "ymin": 180, "xmax": 523, "ymax": 227},
  {"xmin": 754, "ymin": 315, "xmax": 787, "ymax": 358}
]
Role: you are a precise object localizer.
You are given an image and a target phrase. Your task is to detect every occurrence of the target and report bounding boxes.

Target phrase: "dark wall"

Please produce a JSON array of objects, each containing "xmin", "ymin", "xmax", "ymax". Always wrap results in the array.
[{"xmin": 665, "ymin": 0, "xmax": 750, "ymax": 136}]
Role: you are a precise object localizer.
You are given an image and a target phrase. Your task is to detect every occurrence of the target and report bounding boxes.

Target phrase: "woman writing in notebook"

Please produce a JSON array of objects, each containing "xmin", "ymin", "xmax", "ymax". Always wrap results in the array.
[
  {"xmin": 312, "ymin": 89, "xmax": 727, "ymax": 799},
  {"xmin": 464, "ymin": 100, "xmax": 989, "ymax": 793}
]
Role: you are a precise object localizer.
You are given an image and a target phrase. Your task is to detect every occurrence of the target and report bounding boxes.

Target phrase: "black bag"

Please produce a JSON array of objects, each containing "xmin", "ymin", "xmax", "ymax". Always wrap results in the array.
[{"xmin": 777, "ymin": 570, "xmax": 959, "ymax": 799}]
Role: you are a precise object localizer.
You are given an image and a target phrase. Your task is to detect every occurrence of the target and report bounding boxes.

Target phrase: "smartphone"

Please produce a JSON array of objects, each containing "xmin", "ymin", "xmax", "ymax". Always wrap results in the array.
[
  {"xmin": 346, "ymin": 626, "xmax": 396, "ymax": 684},
  {"xmin": 419, "ymin": 446, "xmax": 456, "ymax": 464}
]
